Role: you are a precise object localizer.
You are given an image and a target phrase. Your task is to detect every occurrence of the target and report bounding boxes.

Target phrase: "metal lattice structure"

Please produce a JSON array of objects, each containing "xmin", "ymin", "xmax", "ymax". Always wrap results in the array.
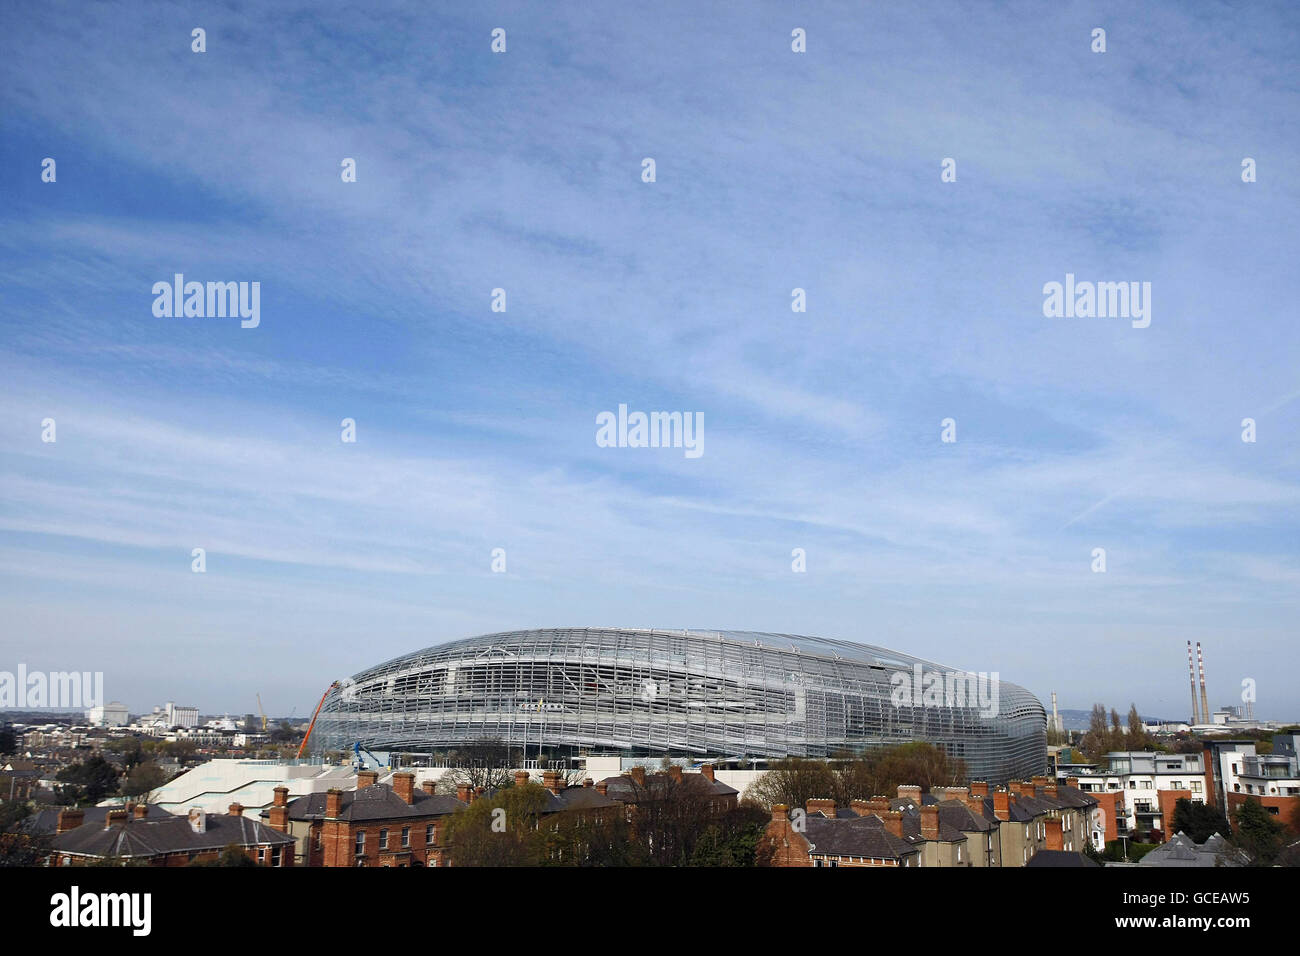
[{"xmin": 313, "ymin": 627, "xmax": 1046, "ymax": 782}]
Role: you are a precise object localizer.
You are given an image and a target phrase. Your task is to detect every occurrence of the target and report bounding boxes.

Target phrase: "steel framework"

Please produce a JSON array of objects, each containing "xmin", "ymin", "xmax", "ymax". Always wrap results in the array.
[{"xmin": 313, "ymin": 627, "xmax": 1046, "ymax": 782}]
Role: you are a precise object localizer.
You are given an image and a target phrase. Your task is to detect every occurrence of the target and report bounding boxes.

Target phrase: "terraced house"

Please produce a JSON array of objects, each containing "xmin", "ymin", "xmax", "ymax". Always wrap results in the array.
[
  {"xmin": 764, "ymin": 777, "xmax": 1097, "ymax": 867},
  {"xmin": 275, "ymin": 770, "xmax": 465, "ymax": 867}
]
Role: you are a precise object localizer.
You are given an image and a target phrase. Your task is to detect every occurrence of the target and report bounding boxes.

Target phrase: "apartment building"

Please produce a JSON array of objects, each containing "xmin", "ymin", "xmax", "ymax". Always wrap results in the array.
[{"xmin": 1068, "ymin": 752, "xmax": 1205, "ymax": 842}]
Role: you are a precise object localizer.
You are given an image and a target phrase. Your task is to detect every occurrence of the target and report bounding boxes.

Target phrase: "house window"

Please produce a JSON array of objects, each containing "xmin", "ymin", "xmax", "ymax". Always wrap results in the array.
[
  {"xmin": 956, "ymin": 845, "xmax": 962, "ymax": 862},
  {"xmin": 271, "ymin": 846, "xmax": 282, "ymax": 867},
  {"xmin": 355, "ymin": 831, "xmax": 366, "ymax": 855},
  {"xmin": 401, "ymin": 826, "xmax": 410, "ymax": 848},
  {"xmin": 425, "ymin": 824, "xmax": 435, "ymax": 845},
  {"xmin": 379, "ymin": 828, "xmax": 389, "ymax": 849}
]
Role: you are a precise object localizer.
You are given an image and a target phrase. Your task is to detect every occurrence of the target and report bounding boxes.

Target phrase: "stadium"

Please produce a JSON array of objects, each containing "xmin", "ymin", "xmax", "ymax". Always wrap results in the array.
[{"xmin": 312, "ymin": 628, "xmax": 1047, "ymax": 782}]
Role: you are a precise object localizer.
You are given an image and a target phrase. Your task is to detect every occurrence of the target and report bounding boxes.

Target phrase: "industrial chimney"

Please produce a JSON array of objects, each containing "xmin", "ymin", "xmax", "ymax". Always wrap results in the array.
[
  {"xmin": 1187, "ymin": 641, "xmax": 1200, "ymax": 725},
  {"xmin": 1197, "ymin": 642, "xmax": 1211, "ymax": 727}
]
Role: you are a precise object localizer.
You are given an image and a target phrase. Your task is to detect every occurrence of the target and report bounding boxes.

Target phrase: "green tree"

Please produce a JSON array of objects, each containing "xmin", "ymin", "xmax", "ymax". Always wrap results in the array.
[
  {"xmin": 1233, "ymin": 797, "xmax": 1285, "ymax": 865},
  {"xmin": 122, "ymin": 761, "xmax": 168, "ymax": 802},
  {"xmin": 54, "ymin": 755, "xmax": 120, "ymax": 805},
  {"xmin": 1170, "ymin": 798, "xmax": 1230, "ymax": 843},
  {"xmin": 1126, "ymin": 704, "xmax": 1148, "ymax": 750},
  {"xmin": 188, "ymin": 843, "xmax": 260, "ymax": 867}
]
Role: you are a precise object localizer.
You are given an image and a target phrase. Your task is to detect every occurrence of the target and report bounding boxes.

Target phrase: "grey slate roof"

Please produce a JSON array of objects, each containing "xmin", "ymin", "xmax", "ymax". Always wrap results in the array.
[
  {"xmin": 803, "ymin": 815, "xmax": 920, "ymax": 861},
  {"xmin": 1137, "ymin": 832, "xmax": 1248, "ymax": 867},
  {"xmin": 24, "ymin": 804, "xmax": 174, "ymax": 835},
  {"xmin": 53, "ymin": 813, "xmax": 292, "ymax": 859},
  {"xmin": 286, "ymin": 784, "xmax": 465, "ymax": 822}
]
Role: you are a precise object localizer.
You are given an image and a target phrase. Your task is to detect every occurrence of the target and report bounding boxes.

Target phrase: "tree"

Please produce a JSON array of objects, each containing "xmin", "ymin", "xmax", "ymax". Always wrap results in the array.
[
  {"xmin": 443, "ymin": 782, "xmax": 554, "ymax": 866},
  {"xmin": 122, "ymin": 761, "xmax": 168, "ymax": 802},
  {"xmin": 1109, "ymin": 708, "xmax": 1124, "ymax": 751},
  {"xmin": 1170, "ymin": 798, "xmax": 1230, "ymax": 843},
  {"xmin": 54, "ymin": 755, "xmax": 120, "ymax": 805},
  {"xmin": 439, "ymin": 738, "xmax": 524, "ymax": 794},
  {"xmin": 743, "ymin": 757, "xmax": 838, "ymax": 810},
  {"xmin": 1079, "ymin": 703, "xmax": 1111, "ymax": 761},
  {"xmin": 0, "ymin": 724, "xmax": 16, "ymax": 756},
  {"xmin": 1233, "ymin": 797, "xmax": 1285, "ymax": 865},
  {"xmin": 1126, "ymin": 704, "xmax": 1148, "ymax": 750},
  {"xmin": 188, "ymin": 843, "xmax": 259, "ymax": 867}
]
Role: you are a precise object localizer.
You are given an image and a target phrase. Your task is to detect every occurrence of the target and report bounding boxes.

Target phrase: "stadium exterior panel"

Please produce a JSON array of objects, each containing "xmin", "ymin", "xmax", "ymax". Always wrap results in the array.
[{"xmin": 314, "ymin": 627, "xmax": 1047, "ymax": 782}]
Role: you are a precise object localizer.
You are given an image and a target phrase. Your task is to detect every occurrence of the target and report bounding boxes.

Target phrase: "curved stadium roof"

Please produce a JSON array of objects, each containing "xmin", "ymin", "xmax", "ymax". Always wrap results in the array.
[{"xmin": 314, "ymin": 627, "xmax": 1046, "ymax": 782}]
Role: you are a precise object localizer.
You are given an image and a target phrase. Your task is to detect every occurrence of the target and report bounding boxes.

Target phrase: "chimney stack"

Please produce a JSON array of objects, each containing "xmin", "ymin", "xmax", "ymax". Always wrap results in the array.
[
  {"xmin": 456, "ymin": 783, "xmax": 472, "ymax": 804},
  {"xmin": 393, "ymin": 771, "xmax": 415, "ymax": 804},
  {"xmin": 421, "ymin": 779, "xmax": 438, "ymax": 795},
  {"xmin": 896, "ymin": 784, "xmax": 922, "ymax": 804},
  {"xmin": 582, "ymin": 778, "xmax": 593, "ymax": 788},
  {"xmin": 667, "ymin": 766, "xmax": 683, "ymax": 784},
  {"xmin": 1045, "ymin": 818, "xmax": 1063, "ymax": 851},
  {"xmin": 1197, "ymin": 642, "xmax": 1211, "ymax": 728},
  {"xmin": 1188, "ymin": 640, "xmax": 1201, "ymax": 725},
  {"xmin": 628, "ymin": 766, "xmax": 646, "ymax": 788},
  {"xmin": 595, "ymin": 780, "xmax": 609, "ymax": 796},
  {"xmin": 993, "ymin": 791, "xmax": 1011, "ymax": 821},
  {"xmin": 881, "ymin": 810, "xmax": 904, "ymax": 838},
  {"xmin": 970, "ymin": 781, "xmax": 990, "ymax": 798},
  {"xmin": 133, "ymin": 803, "xmax": 149, "ymax": 820},
  {"xmin": 56, "ymin": 808, "xmax": 84, "ymax": 833},
  {"xmin": 515, "ymin": 770, "xmax": 531, "ymax": 788},
  {"xmin": 357, "ymin": 770, "xmax": 378, "ymax": 790},
  {"xmin": 542, "ymin": 770, "xmax": 564, "ymax": 795},
  {"xmin": 1066, "ymin": 776, "xmax": 1080, "ymax": 789},
  {"xmin": 325, "ymin": 789, "xmax": 342, "ymax": 819},
  {"xmin": 700, "ymin": 764, "xmax": 715, "ymax": 782},
  {"xmin": 849, "ymin": 800, "xmax": 871, "ymax": 817},
  {"xmin": 105, "ymin": 809, "xmax": 129, "ymax": 830},
  {"xmin": 770, "ymin": 803, "xmax": 790, "ymax": 825},
  {"xmin": 920, "ymin": 804, "xmax": 940, "ymax": 840},
  {"xmin": 273, "ymin": 786, "xmax": 289, "ymax": 808},
  {"xmin": 806, "ymin": 798, "xmax": 836, "ymax": 818},
  {"xmin": 228, "ymin": 803, "xmax": 244, "ymax": 817}
]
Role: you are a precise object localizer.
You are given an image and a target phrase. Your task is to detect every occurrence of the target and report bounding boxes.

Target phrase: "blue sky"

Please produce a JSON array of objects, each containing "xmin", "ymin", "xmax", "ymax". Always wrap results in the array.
[{"xmin": 1, "ymin": 1, "xmax": 1298, "ymax": 721}]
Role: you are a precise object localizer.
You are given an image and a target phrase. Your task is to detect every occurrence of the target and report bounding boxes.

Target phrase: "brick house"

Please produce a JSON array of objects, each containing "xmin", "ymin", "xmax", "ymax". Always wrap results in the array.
[
  {"xmin": 276, "ymin": 770, "xmax": 465, "ymax": 867},
  {"xmin": 765, "ymin": 803, "xmax": 922, "ymax": 867},
  {"xmin": 50, "ymin": 803, "xmax": 294, "ymax": 867},
  {"xmin": 596, "ymin": 764, "xmax": 739, "ymax": 819}
]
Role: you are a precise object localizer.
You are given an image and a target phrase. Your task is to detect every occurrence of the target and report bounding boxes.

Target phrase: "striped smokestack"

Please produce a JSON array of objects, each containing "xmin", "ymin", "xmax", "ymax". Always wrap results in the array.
[
  {"xmin": 1187, "ymin": 640, "xmax": 1200, "ymax": 725},
  {"xmin": 1197, "ymin": 642, "xmax": 1211, "ymax": 726}
]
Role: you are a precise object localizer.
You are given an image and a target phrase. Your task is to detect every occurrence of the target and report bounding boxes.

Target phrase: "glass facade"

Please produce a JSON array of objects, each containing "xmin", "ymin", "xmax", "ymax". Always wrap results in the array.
[{"xmin": 314, "ymin": 628, "xmax": 1046, "ymax": 782}]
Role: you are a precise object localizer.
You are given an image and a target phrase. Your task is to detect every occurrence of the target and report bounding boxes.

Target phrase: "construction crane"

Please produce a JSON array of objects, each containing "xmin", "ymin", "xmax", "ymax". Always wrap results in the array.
[
  {"xmin": 297, "ymin": 681, "xmax": 340, "ymax": 759},
  {"xmin": 256, "ymin": 694, "xmax": 268, "ymax": 732}
]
